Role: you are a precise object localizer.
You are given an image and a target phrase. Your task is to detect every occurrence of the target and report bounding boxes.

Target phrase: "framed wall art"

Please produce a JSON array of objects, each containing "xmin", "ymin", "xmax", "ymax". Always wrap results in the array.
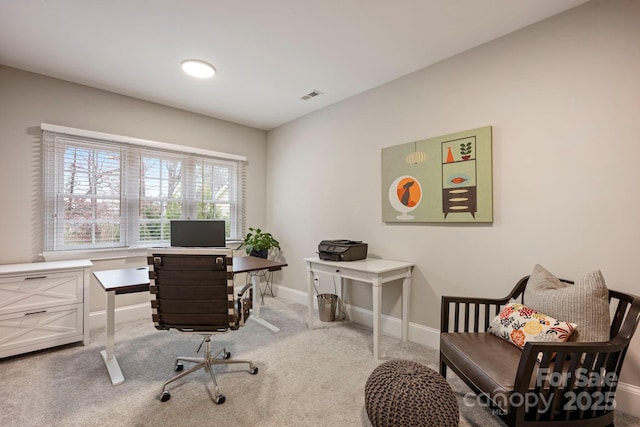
[{"xmin": 381, "ymin": 126, "xmax": 492, "ymax": 223}]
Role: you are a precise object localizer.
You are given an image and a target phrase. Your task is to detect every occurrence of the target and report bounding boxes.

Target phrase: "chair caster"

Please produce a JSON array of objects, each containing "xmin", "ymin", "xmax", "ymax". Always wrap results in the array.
[
  {"xmin": 222, "ymin": 351, "xmax": 231, "ymax": 359},
  {"xmin": 250, "ymin": 367, "xmax": 258, "ymax": 375},
  {"xmin": 160, "ymin": 391, "xmax": 171, "ymax": 402},
  {"xmin": 214, "ymin": 394, "xmax": 226, "ymax": 404},
  {"xmin": 175, "ymin": 363, "xmax": 184, "ymax": 371}
]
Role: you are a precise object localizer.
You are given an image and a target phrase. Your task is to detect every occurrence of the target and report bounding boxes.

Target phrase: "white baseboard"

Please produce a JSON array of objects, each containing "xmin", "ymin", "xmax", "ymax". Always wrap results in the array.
[
  {"xmin": 274, "ymin": 284, "xmax": 441, "ymax": 348},
  {"xmin": 89, "ymin": 285, "xmax": 640, "ymax": 417},
  {"xmin": 615, "ymin": 381, "xmax": 640, "ymax": 418}
]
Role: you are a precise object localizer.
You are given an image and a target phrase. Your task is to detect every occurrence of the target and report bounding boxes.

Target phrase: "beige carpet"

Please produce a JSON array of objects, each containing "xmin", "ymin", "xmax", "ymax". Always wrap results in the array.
[{"xmin": 1, "ymin": 297, "xmax": 638, "ymax": 427}]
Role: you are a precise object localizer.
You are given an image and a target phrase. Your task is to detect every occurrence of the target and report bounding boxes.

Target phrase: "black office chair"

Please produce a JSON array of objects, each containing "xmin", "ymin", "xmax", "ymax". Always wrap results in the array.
[{"xmin": 148, "ymin": 248, "xmax": 258, "ymax": 404}]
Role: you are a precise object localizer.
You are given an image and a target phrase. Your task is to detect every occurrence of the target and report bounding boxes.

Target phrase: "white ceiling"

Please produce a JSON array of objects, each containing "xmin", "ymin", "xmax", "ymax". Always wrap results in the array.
[{"xmin": 0, "ymin": 0, "xmax": 590, "ymax": 130}]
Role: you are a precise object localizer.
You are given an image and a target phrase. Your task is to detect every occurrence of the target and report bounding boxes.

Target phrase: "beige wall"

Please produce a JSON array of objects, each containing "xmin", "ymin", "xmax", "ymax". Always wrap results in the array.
[
  {"xmin": 266, "ymin": 0, "xmax": 640, "ymax": 401},
  {"xmin": 0, "ymin": 65, "xmax": 267, "ymax": 311}
]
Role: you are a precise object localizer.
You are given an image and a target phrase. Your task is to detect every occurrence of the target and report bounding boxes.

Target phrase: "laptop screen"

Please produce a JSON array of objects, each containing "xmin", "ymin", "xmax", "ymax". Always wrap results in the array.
[{"xmin": 170, "ymin": 220, "xmax": 226, "ymax": 247}]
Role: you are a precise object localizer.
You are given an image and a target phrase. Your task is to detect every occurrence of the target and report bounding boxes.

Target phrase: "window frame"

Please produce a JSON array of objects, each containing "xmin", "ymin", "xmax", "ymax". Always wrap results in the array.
[{"xmin": 41, "ymin": 123, "xmax": 246, "ymax": 261}]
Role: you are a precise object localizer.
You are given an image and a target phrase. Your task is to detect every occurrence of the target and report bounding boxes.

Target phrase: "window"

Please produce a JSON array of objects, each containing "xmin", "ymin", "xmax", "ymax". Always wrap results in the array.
[{"xmin": 42, "ymin": 124, "xmax": 246, "ymax": 254}]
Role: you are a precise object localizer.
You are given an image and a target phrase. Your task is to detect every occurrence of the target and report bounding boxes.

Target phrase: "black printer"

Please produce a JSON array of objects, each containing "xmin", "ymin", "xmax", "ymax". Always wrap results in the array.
[{"xmin": 318, "ymin": 240, "xmax": 368, "ymax": 261}]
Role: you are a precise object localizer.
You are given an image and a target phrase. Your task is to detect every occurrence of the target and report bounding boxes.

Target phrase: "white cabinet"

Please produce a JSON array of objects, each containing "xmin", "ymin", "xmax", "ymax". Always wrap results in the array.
[{"xmin": 0, "ymin": 259, "xmax": 92, "ymax": 358}]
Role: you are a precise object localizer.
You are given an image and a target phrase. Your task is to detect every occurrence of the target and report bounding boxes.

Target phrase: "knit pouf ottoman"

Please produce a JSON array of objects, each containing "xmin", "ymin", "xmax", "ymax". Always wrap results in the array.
[{"xmin": 364, "ymin": 359, "xmax": 459, "ymax": 427}]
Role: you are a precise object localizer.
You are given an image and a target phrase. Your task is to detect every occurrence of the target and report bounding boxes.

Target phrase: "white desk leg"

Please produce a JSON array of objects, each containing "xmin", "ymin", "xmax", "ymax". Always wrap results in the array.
[
  {"xmin": 372, "ymin": 278, "xmax": 382, "ymax": 359},
  {"xmin": 249, "ymin": 271, "xmax": 280, "ymax": 332},
  {"xmin": 307, "ymin": 263, "xmax": 314, "ymax": 329},
  {"xmin": 402, "ymin": 268, "xmax": 411, "ymax": 343},
  {"xmin": 252, "ymin": 272, "xmax": 261, "ymax": 319},
  {"xmin": 100, "ymin": 290, "xmax": 124, "ymax": 385},
  {"xmin": 337, "ymin": 274, "xmax": 344, "ymax": 320}
]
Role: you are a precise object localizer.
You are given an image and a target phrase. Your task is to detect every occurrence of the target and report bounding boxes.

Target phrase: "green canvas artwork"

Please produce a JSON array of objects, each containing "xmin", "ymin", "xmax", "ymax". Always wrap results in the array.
[{"xmin": 381, "ymin": 126, "xmax": 493, "ymax": 223}]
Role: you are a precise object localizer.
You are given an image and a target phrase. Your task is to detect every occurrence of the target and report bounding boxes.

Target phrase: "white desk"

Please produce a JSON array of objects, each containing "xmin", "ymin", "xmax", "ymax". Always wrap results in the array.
[{"xmin": 304, "ymin": 257, "xmax": 414, "ymax": 359}]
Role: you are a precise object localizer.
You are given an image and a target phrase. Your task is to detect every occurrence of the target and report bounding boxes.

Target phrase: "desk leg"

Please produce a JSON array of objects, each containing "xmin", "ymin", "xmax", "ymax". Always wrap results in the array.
[
  {"xmin": 372, "ymin": 278, "xmax": 382, "ymax": 359},
  {"xmin": 307, "ymin": 263, "xmax": 314, "ymax": 329},
  {"xmin": 337, "ymin": 274, "xmax": 344, "ymax": 320},
  {"xmin": 402, "ymin": 269, "xmax": 411, "ymax": 343},
  {"xmin": 249, "ymin": 271, "xmax": 280, "ymax": 332},
  {"xmin": 100, "ymin": 290, "xmax": 125, "ymax": 385}
]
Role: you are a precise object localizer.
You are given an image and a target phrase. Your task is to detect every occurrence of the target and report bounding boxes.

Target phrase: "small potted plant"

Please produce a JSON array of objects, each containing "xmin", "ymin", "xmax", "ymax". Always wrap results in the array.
[{"xmin": 238, "ymin": 227, "xmax": 280, "ymax": 258}]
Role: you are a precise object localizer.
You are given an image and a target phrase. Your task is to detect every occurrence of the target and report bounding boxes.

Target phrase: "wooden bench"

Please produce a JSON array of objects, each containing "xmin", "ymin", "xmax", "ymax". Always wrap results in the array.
[{"xmin": 440, "ymin": 276, "xmax": 640, "ymax": 427}]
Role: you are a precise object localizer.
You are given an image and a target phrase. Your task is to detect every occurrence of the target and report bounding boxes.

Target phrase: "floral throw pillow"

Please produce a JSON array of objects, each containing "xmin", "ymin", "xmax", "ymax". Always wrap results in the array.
[{"xmin": 488, "ymin": 302, "xmax": 577, "ymax": 355}]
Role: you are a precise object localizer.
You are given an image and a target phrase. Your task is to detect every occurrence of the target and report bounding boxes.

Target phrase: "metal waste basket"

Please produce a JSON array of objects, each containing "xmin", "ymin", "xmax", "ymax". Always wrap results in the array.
[{"xmin": 317, "ymin": 293, "xmax": 338, "ymax": 322}]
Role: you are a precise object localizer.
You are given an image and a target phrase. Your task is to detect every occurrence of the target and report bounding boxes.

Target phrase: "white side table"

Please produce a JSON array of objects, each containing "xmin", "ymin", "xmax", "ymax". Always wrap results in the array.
[{"xmin": 304, "ymin": 257, "xmax": 414, "ymax": 359}]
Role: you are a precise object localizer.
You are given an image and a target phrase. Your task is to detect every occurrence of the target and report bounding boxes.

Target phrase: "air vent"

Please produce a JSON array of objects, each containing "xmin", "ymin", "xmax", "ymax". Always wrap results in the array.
[{"xmin": 301, "ymin": 90, "xmax": 323, "ymax": 100}]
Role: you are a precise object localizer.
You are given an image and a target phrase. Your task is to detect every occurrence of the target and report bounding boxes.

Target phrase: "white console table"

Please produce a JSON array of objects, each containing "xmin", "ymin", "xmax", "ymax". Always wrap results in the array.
[{"xmin": 304, "ymin": 257, "xmax": 414, "ymax": 359}]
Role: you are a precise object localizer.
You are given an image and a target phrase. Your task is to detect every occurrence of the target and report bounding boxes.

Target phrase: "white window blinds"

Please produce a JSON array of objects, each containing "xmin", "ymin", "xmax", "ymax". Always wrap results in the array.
[{"xmin": 42, "ymin": 124, "xmax": 246, "ymax": 253}]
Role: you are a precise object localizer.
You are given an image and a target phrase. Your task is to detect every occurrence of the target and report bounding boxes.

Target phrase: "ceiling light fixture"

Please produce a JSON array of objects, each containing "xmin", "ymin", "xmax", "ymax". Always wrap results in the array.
[{"xmin": 181, "ymin": 59, "xmax": 216, "ymax": 78}]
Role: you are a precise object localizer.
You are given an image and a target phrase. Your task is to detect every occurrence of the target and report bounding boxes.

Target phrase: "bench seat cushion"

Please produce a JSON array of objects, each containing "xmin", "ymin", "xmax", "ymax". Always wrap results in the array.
[{"xmin": 441, "ymin": 332, "xmax": 522, "ymax": 411}]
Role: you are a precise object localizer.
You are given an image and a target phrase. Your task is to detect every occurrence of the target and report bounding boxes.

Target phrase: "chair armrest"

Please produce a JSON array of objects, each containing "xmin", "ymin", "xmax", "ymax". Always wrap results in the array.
[
  {"xmin": 441, "ymin": 277, "xmax": 529, "ymax": 333},
  {"xmin": 237, "ymin": 282, "xmax": 252, "ymax": 298},
  {"xmin": 441, "ymin": 296, "xmax": 508, "ymax": 333},
  {"xmin": 516, "ymin": 338, "xmax": 627, "ymax": 385},
  {"xmin": 236, "ymin": 282, "xmax": 253, "ymax": 325},
  {"xmin": 509, "ymin": 339, "xmax": 627, "ymax": 422}
]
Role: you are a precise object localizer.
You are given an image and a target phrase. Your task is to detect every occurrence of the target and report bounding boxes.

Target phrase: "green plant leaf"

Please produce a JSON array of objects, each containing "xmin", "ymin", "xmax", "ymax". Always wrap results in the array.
[{"xmin": 238, "ymin": 226, "xmax": 281, "ymax": 254}]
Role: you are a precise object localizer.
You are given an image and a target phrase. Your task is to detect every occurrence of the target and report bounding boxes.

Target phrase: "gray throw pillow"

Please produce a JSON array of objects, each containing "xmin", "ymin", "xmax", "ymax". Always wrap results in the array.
[{"xmin": 523, "ymin": 264, "xmax": 610, "ymax": 342}]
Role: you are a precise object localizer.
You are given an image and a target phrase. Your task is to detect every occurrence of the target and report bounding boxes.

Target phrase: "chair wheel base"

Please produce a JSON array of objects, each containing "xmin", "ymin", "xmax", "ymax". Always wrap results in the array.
[
  {"xmin": 250, "ymin": 367, "xmax": 258, "ymax": 375},
  {"xmin": 160, "ymin": 391, "xmax": 171, "ymax": 402},
  {"xmin": 215, "ymin": 394, "xmax": 225, "ymax": 404}
]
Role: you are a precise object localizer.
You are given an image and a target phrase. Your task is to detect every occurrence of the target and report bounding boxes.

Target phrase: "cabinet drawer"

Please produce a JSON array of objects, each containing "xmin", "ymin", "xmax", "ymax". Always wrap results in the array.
[
  {"xmin": 0, "ymin": 303, "xmax": 83, "ymax": 358},
  {"xmin": 0, "ymin": 271, "xmax": 84, "ymax": 315},
  {"xmin": 310, "ymin": 262, "xmax": 372, "ymax": 282}
]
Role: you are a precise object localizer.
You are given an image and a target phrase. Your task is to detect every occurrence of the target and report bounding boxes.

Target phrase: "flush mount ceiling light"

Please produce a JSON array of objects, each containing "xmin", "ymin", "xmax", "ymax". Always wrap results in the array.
[{"xmin": 181, "ymin": 59, "xmax": 216, "ymax": 78}]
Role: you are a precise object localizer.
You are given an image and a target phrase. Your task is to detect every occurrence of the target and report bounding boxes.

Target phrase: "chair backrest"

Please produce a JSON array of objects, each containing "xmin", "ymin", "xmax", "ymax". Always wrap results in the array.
[{"xmin": 148, "ymin": 248, "xmax": 235, "ymax": 333}]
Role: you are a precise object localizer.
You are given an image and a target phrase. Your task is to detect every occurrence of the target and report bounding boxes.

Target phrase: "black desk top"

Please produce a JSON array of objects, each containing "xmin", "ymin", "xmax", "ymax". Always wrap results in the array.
[
  {"xmin": 93, "ymin": 256, "xmax": 288, "ymax": 294},
  {"xmin": 93, "ymin": 267, "xmax": 150, "ymax": 294},
  {"xmin": 232, "ymin": 256, "xmax": 288, "ymax": 273}
]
